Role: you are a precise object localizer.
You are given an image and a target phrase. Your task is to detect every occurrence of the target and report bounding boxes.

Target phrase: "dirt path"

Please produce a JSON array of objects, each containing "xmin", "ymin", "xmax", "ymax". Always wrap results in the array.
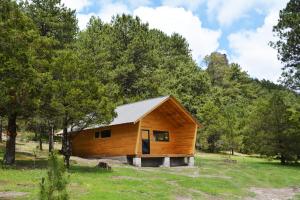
[{"xmin": 245, "ymin": 187, "xmax": 300, "ymax": 200}]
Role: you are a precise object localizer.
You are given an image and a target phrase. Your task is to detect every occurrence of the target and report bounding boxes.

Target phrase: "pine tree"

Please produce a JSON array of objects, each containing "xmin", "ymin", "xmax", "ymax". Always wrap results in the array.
[
  {"xmin": 40, "ymin": 152, "xmax": 69, "ymax": 200},
  {"xmin": 0, "ymin": 0, "xmax": 45, "ymax": 165},
  {"xmin": 271, "ymin": 0, "xmax": 300, "ymax": 90}
]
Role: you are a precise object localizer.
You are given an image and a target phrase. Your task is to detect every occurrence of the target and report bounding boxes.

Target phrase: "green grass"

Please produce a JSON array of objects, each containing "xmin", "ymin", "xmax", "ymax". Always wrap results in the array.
[{"xmin": 0, "ymin": 141, "xmax": 300, "ymax": 200}]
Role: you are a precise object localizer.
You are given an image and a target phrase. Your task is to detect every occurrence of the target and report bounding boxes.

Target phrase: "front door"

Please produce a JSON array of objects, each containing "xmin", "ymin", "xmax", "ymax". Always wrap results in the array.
[{"xmin": 142, "ymin": 129, "xmax": 150, "ymax": 154}]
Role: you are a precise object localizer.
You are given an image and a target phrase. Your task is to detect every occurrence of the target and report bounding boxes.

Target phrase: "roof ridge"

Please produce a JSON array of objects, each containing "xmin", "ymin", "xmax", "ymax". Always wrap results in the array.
[{"xmin": 117, "ymin": 95, "xmax": 170, "ymax": 108}]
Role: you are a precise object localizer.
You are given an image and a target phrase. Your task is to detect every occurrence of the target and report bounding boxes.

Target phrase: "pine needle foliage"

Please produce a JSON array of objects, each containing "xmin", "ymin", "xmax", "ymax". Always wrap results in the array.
[{"xmin": 40, "ymin": 152, "xmax": 69, "ymax": 200}]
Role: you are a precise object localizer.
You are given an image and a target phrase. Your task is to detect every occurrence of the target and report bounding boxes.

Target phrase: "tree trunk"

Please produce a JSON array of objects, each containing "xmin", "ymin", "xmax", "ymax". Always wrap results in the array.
[
  {"xmin": 34, "ymin": 131, "xmax": 38, "ymax": 141},
  {"xmin": 39, "ymin": 125, "xmax": 43, "ymax": 151},
  {"xmin": 62, "ymin": 124, "xmax": 71, "ymax": 168},
  {"xmin": 39, "ymin": 132, "xmax": 43, "ymax": 151},
  {"xmin": 0, "ymin": 116, "xmax": 3, "ymax": 142},
  {"xmin": 49, "ymin": 125, "xmax": 54, "ymax": 152},
  {"xmin": 280, "ymin": 155, "xmax": 286, "ymax": 165},
  {"xmin": 231, "ymin": 148, "xmax": 234, "ymax": 155},
  {"xmin": 3, "ymin": 114, "xmax": 17, "ymax": 165}
]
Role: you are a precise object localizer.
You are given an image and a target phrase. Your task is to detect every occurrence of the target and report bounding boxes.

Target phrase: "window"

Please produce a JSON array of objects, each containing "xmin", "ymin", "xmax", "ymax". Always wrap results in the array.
[
  {"xmin": 95, "ymin": 130, "xmax": 111, "ymax": 139},
  {"xmin": 153, "ymin": 130, "xmax": 169, "ymax": 142},
  {"xmin": 101, "ymin": 130, "xmax": 111, "ymax": 138},
  {"xmin": 95, "ymin": 131, "xmax": 100, "ymax": 138}
]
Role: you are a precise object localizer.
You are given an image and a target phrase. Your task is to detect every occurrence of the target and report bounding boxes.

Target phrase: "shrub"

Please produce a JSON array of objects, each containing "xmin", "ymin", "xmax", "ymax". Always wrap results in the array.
[{"xmin": 40, "ymin": 152, "xmax": 69, "ymax": 200}]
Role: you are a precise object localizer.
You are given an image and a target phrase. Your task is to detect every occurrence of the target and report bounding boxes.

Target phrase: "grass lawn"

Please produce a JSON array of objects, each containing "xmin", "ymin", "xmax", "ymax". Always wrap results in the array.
[{"xmin": 0, "ymin": 141, "xmax": 300, "ymax": 200}]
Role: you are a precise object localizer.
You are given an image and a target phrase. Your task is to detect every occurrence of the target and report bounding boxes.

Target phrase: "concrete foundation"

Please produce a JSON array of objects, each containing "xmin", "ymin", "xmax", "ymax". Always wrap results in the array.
[
  {"xmin": 128, "ymin": 156, "xmax": 194, "ymax": 167},
  {"xmin": 188, "ymin": 156, "xmax": 195, "ymax": 166},
  {"xmin": 133, "ymin": 157, "xmax": 141, "ymax": 167},
  {"xmin": 162, "ymin": 157, "xmax": 170, "ymax": 167}
]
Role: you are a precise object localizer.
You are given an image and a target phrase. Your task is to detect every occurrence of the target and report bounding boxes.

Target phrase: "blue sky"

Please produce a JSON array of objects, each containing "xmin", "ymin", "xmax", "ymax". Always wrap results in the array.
[{"xmin": 61, "ymin": 0, "xmax": 289, "ymax": 82}]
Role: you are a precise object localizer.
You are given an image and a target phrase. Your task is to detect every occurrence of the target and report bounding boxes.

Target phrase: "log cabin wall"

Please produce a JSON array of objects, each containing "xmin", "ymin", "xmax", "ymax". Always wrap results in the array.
[
  {"xmin": 172, "ymin": 123, "xmax": 197, "ymax": 155},
  {"xmin": 71, "ymin": 122, "xmax": 139, "ymax": 157},
  {"xmin": 138, "ymin": 99, "xmax": 197, "ymax": 156}
]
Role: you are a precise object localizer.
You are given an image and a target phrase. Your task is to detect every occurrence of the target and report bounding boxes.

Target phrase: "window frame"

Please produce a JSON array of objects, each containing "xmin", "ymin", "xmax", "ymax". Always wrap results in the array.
[
  {"xmin": 94, "ymin": 129, "xmax": 111, "ymax": 139},
  {"xmin": 95, "ymin": 131, "xmax": 101, "ymax": 139},
  {"xmin": 101, "ymin": 129, "xmax": 111, "ymax": 138},
  {"xmin": 153, "ymin": 130, "xmax": 170, "ymax": 142}
]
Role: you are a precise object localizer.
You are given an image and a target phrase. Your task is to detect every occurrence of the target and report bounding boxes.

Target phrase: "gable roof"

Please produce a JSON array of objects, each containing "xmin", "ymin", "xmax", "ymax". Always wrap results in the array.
[
  {"xmin": 108, "ymin": 95, "xmax": 170, "ymax": 126},
  {"xmin": 105, "ymin": 95, "xmax": 201, "ymax": 127},
  {"xmin": 56, "ymin": 95, "xmax": 200, "ymax": 134}
]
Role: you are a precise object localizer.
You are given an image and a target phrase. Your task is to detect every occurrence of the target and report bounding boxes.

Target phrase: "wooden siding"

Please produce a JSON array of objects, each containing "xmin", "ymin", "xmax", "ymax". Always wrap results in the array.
[
  {"xmin": 71, "ymin": 123, "xmax": 139, "ymax": 157},
  {"xmin": 138, "ymin": 99, "xmax": 197, "ymax": 156},
  {"xmin": 71, "ymin": 98, "xmax": 198, "ymax": 158}
]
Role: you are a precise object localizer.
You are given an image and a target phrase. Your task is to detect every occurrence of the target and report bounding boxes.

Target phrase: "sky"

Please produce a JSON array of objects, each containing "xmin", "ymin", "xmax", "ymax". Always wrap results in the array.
[{"xmin": 61, "ymin": 0, "xmax": 288, "ymax": 83}]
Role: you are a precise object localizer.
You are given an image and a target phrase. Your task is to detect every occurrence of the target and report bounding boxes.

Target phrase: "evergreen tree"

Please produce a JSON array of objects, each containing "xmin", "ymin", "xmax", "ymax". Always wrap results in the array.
[
  {"xmin": 23, "ymin": 0, "xmax": 78, "ymax": 155},
  {"xmin": 246, "ymin": 91, "xmax": 300, "ymax": 164},
  {"xmin": 49, "ymin": 48, "xmax": 116, "ymax": 168},
  {"xmin": 23, "ymin": 0, "xmax": 77, "ymax": 47},
  {"xmin": 40, "ymin": 152, "xmax": 69, "ymax": 200},
  {"xmin": 205, "ymin": 52, "xmax": 230, "ymax": 87},
  {"xmin": 0, "ymin": 0, "xmax": 45, "ymax": 164},
  {"xmin": 271, "ymin": 0, "xmax": 300, "ymax": 90}
]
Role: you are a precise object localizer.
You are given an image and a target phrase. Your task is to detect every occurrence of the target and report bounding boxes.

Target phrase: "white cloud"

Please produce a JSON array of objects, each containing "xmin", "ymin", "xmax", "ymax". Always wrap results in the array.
[
  {"xmin": 134, "ymin": 6, "xmax": 221, "ymax": 61},
  {"xmin": 207, "ymin": 0, "xmax": 255, "ymax": 26},
  {"xmin": 76, "ymin": 2, "xmax": 130, "ymax": 29},
  {"xmin": 98, "ymin": 2, "xmax": 130, "ymax": 22},
  {"xmin": 206, "ymin": 0, "xmax": 288, "ymax": 26},
  {"xmin": 228, "ymin": 10, "xmax": 283, "ymax": 82},
  {"xmin": 61, "ymin": 0, "xmax": 91, "ymax": 11},
  {"xmin": 126, "ymin": 0, "xmax": 152, "ymax": 8},
  {"xmin": 77, "ymin": 13, "xmax": 96, "ymax": 29},
  {"xmin": 162, "ymin": 0, "xmax": 205, "ymax": 11}
]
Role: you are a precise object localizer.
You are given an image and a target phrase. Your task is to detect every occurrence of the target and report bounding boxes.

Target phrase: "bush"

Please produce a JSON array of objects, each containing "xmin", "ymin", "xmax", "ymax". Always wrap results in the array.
[{"xmin": 40, "ymin": 152, "xmax": 69, "ymax": 200}]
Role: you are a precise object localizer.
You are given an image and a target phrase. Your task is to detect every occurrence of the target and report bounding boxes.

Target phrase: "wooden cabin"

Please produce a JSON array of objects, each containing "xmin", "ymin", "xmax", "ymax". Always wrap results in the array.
[{"xmin": 70, "ymin": 96, "xmax": 201, "ymax": 167}]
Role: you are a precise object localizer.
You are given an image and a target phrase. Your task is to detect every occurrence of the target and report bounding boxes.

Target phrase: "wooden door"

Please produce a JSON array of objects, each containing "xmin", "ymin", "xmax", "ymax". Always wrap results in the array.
[{"xmin": 141, "ymin": 129, "xmax": 150, "ymax": 154}]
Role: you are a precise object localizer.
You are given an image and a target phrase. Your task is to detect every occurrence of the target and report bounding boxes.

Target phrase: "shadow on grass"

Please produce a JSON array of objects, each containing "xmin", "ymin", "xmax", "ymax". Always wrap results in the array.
[
  {"xmin": 1, "ymin": 158, "xmax": 48, "ymax": 170},
  {"xmin": 259, "ymin": 161, "xmax": 300, "ymax": 168},
  {"xmin": 16, "ymin": 151, "xmax": 36, "ymax": 157},
  {"xmin": 0, "ymin": 144, "xmax": 50, "ymax": 169},
  {"xmin": 69, "ymin": 165, "xmax": 113, "ymax": 174},
  {"xmin": 1, "ymin": 158, "xmax": 114, "ymax": 173},
  {"xmin": 15, "ymin": 158, "xmax": 48, "ymax": 169}
]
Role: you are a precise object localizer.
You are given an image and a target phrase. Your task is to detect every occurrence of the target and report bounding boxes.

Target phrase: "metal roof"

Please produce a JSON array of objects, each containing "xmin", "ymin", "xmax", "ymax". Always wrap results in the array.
[
  {"xmin": 56, "ymin": 96, "xmax": 170, "ymax": 134},
  {"xmin": 56, "ymin": 95, "xmax": 201, "ymax": 135},
  {"xmin": 108, "ymin": 95, "xmax": 169, "ymax": 126}
]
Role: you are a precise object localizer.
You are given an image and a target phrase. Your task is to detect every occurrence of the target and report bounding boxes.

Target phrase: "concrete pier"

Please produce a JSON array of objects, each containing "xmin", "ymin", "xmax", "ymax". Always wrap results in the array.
[
  {"xmin": 188, "ymin": 156, "xmax": 195, "ymax": 167},
  {"xmin": 133, "ymin": 157, "xmax": 141, "ymax": 167},
  {"xmin": 162, "ymin": 157, "xmax": 170, "ymax": 167}
]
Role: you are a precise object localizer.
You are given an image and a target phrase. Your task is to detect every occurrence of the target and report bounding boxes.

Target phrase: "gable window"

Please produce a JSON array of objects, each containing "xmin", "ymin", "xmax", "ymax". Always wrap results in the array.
[
  {"xmin": 101, "ymin": 130, "xmax": 111, "ymax": 138},
  {"xmin": 153, "ymin": 130, "xmax": 169, "ymax": 142}
]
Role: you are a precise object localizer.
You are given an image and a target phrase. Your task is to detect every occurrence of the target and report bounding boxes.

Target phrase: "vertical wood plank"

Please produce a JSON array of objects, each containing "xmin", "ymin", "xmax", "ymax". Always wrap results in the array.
[{"xmin": 134, "ymin": 121, "xmax": 141, "ymax": 155}]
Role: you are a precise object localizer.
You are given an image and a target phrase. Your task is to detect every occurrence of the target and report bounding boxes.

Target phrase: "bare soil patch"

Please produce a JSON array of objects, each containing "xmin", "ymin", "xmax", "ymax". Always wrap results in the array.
[
  {"xmin": 167, "ymin": 180, "xmax": 223, "ymax": 200},
  {"xmin": 71, "ymin": 156, "xmax": 124, "ymax": 167},
  {"xmin": 0, "ymin": 180, "xmax": 10, "ymax": 186},
  {"xmin": 111, "ymin": 176, "xmax": 141, "ymax": 180},
  {"xmin": 175, "ymin": 196, "xmax": 192, "ymax": 200},
  {"xmin": 245, "ymin": 187, "xmax": 300, "ymax": 200},
  {"xmin": 0, "ymin": 191, "xmax": 27, "ymax": 199},
  {"xmin": 144, "ymin": 167, "xmax": 231, "ymax": 179}
]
